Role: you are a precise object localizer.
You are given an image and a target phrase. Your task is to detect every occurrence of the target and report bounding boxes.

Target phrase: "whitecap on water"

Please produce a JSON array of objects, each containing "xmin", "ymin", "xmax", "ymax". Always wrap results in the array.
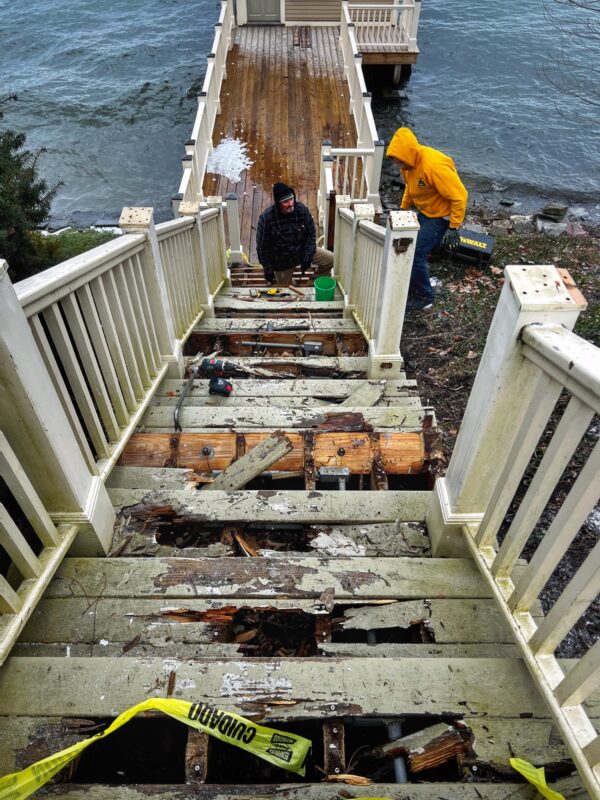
[{"xmin": 206, "ymin": 137, "xmax": 253, "ymax": 183}]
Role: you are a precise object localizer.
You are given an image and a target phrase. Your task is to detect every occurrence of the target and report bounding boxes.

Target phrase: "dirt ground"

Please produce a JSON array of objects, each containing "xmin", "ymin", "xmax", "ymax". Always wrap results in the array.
[{"xmin": 400, "ymin": 217, "xmax": 600, "ymax": 657}]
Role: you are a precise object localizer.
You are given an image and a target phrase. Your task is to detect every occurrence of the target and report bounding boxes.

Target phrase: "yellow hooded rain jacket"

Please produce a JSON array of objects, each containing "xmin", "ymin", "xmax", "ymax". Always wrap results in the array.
[{"xmin": 386, "ymin": 128, "xmax": 468, "ymax": 229}]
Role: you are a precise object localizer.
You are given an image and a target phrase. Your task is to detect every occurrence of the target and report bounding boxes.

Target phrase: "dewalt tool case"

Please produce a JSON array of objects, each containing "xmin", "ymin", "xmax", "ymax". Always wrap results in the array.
[{"xmin": 449, "ymin": 229, "xmax": 495, "ymax": 264}]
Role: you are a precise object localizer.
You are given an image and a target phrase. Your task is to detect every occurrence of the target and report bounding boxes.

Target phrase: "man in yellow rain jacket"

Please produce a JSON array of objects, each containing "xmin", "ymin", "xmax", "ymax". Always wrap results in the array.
[{"xmin": 386, "ymin": 127, "xmax": 468, "ymax": 311}]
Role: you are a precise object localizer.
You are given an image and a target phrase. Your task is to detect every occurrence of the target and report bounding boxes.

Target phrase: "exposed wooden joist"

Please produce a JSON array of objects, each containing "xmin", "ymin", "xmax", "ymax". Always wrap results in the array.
[
  {"xmin": 201, "ymin": 431, "xmax": 294, "ymax": 491},
  {"xmin": 118, "ymin": 431, "xmax": 428, "ymax": 474}
]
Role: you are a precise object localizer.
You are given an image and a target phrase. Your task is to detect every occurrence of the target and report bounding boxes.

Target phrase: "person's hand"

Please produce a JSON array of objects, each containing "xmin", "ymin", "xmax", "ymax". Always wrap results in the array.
[{"xmin": 443, "ymin": 228, "xmax": 461, "ymax": 251}]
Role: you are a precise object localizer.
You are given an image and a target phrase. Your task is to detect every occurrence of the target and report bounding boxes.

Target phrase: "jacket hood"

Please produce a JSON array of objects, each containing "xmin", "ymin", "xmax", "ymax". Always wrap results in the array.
[
  {"xmin": 386, "ymin": 128, "xmax": 421, "ymax": 167},
  {"xmin": 273, "ymin": 182, "xmax": 296, "ymax": 205}
]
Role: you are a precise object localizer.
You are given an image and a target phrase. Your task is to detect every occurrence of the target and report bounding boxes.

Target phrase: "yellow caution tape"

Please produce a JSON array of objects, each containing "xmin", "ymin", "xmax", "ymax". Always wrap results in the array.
[
  {"xmin": 510, "ymin": 758, "xmax": 565, "ymax": 799},
  {"xmin": 0, "ymin": 698, "xmax": 312, "ymax": 800}
]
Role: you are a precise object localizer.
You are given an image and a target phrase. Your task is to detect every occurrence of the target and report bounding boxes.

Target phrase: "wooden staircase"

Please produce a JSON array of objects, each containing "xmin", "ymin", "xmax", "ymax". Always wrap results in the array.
[{"xmin": 0, "ymin": 284, "xmax": 584, "ymax": 797}]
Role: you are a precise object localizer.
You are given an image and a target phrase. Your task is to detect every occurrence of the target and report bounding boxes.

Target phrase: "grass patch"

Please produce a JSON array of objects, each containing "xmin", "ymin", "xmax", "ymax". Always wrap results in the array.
[{"xmin": 30, "ymin": 228, "xmax": 119, "ymax": 270}]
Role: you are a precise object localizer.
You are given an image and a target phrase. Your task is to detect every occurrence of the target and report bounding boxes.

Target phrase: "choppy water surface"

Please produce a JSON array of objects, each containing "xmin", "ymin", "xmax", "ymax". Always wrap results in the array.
[
  {"xmin": 372, "ymin": 0, "xmax": 600, "ymax": 217},
  {"xmin": 0, "ymin": 0, "xmax": 598, "ymax": 218}
]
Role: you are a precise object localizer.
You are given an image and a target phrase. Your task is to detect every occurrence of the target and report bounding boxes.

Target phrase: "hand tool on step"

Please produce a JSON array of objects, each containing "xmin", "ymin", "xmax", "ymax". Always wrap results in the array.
[
  {"xmin": 249, "ymin": 288, "xmax": 291, "ymax": 298},
  {"xmin": 174, "ymin": 358, "xmax": 236, "ymax": 430},
  {"xmin": 239, "ymin": 340, "xmax": 323, "ymax": 356}
]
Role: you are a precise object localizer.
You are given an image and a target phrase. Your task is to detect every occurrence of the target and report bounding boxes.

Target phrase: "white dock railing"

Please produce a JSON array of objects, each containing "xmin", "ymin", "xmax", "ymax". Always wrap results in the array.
[
  {"xmin": 318, "ymin": 0, "xmax": 385, "ymax": 223},
  {"xmin": 349, "ymin": 0, "xmax": 421, "ymax": 51},
  {"xmin": 427, "ymin": 265, "xmax": 600, "ymax": 796},
  {"xmin": 333, "ymin": 197, "xmax": 418, "ymax": 378},
  {"xmin": 175, "ymin": 0, "xmax": 234, "ymax": 210}
]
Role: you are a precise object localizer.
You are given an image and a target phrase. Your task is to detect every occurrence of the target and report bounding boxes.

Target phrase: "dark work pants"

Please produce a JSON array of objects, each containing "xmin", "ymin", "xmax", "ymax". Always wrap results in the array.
[{"xmin": 411, "ymin": 213, "xmax": 450, "ymax": 302}]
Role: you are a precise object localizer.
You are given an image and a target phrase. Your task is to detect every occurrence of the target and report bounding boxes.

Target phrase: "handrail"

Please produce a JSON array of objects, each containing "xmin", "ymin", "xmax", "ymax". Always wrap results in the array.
[
  {"xmin": 427, "ymin": 266, "xmax": 599, "ymax": 795},
  {"xmin": 175, "ymin": 0, "xmax": 234, "ymax": 209},
  {"xmin": 317, "ymin": 2, "xmax": 384, "ymax": 221}
]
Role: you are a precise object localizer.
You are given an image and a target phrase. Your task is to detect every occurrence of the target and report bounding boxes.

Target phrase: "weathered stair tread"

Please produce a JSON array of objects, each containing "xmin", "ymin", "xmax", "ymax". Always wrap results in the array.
[
  {"xmin": 0, "ymin": 783, "xmax": 554, "ymax": 799},
  {"xmin": 107, "ymin": 488, "xmax": 431, "ymax": 521},
  {"xmin": 139, "ymin": 405, "xmax": 431, "ymax": 430},
  {"xmin": 19, "ymin": 597, "xmax": 534, "ymax": 647},
  {"xmin": 0, "ymin": 656, "xmax": 555, "ymax": 718},
  {"xmin": 44, "ymin": 556, "xmax": 492, "ymax": 600},
  {"xmin": 214, "ymin": 298, "xmax": 344, "ymax": 313},
  {"xmin": 180, "ymin": 356, "xmax": 371, "ymax": 375},
  {"xmin": 149, "ymin": 395, "xmax": 424, "ymax": 409},
  {"xmin": 193, "ymin": 317, "xmax": 360, "ymax": 332},
  {"xmin": 159, "ymin": 378, "xmax": 416, "ymax": 396}
]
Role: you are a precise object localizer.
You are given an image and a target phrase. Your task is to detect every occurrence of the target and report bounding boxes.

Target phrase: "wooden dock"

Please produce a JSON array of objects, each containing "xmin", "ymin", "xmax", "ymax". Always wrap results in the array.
[{"xmin": 203, "ymin": 26, "xmax": 354, "ymax": 262}]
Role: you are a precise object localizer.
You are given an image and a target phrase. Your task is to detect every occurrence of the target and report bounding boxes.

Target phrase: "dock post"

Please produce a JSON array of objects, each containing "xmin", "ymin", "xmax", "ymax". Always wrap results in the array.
[
  {"xmin": 119, "ymin": 207, "xmax": 185, "ymax": 379},
  {"xmin": 225, "ymin": 193, "xmax": 244, "ymax": 266},
  {"xmin": 367, "ymin": 139, "xmax": 385, "ymax": 209},
  {"xmin": 367, "ymin": 210, "xmax": 419, "ymax": 379},
  {"xmin": 0, "ymin": 261, "xmax": 116, "ymax": 556},
  {"xmin": 427, "ymin": 265, "xmax": 585, "ymax": 557}
]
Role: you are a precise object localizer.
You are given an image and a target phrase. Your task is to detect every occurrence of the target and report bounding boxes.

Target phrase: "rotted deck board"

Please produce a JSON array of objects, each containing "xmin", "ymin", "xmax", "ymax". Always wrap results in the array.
[
  {"xmin": 202, "ymin": 27, "xmax": 353, "ymax": 260},
  {"xmin": 18, "ymin": 598, "xmax": 535, "ymax": 648},
  {"xmin": 0, "ymin": 656, "xmax": 554, "ymax": 719},
  {"xmin": 192, "ymin": 318, "xmax": 361, "ymax": 332},
  {"xmin": 43, "ymin": 555, "xmax": 489, "ymax": 601},
  {"xmin": 185, "ymin": 331, "xmax": 368, "ymax": 358},
  {"xmin": 139, "ymin": 406, "xmax": 430, "ymax": 430},
  {"xmin": 182, "ymin": 357, "xmax": 370, "ymax": 377}
]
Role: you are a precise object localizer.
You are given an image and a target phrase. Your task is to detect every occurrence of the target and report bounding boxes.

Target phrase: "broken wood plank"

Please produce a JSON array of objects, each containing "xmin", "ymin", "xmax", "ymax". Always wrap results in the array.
[
  {"xmin": 201, "ymin": 431, "xmax": 293, "ymax": 491},
  {"xmin": 44, "ymin": 555, "xmax": 491, "ymax": 601},
  {"xmin": 339, "ymin": 381, "xmax": 385, "ymax": 407},
  {"xmin": 192, "ymin": 318, "xmax": 359, "ymax": 332},
  {"xmin": 367, "ymin": 722, "xmax": 473, "ymax": 773},
  {"xmin": 185, "ymin": 330, "xmax": 367, "ymax": 358}
]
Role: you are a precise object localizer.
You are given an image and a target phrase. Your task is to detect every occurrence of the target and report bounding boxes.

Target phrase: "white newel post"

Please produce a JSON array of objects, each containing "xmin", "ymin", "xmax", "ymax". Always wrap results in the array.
[
  {"xmin": 0, "ymin": 261, "xmax": 115, "ymax": 556},
  {"xmin": 409, "ymin": 0, "xmax": 421, "ymax": 50},
  {"xmin": 237, "ymin": 0, "xmax": 248, "ymax": 25},
  {"xmin": 119, "ymin": 207, "xmax": 185, "ymax": 378},
  {"xmin": 345, "ymin": 203, "xmax": 375, "ymax": 318},
  {"xmin": 225, "ymin": 192, "xmax": 244, "ymax": 265},
  {"xmin": 332, "ymin": 194, "xmax": 352, "ymax": 279},
  {"xmin": 207, "ymin": 196, "xmax": 230, "ymax": 287},
  {"xmin": 368, "ymin": 210, "xmax": 419, "ymax": 379},
  {"xmin": 179, "ymin": 200, "xmax": 215, "ymax": 319},
  {"xmin": 427, "ymin": 264, "xmax": 586, "ymax": 557}
]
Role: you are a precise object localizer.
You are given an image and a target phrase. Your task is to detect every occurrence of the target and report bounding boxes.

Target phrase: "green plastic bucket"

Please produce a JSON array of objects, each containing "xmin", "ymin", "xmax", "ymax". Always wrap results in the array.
[{"xmin": 314, "ymin": 276, "xmax": 336, "ymax": 301}]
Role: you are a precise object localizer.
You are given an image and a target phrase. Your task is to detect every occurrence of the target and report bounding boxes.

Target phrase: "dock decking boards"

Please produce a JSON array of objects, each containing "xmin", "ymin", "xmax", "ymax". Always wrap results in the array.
[{"xmin": 203, "ymin": 26, "xmax": 353, "ymax": 262}]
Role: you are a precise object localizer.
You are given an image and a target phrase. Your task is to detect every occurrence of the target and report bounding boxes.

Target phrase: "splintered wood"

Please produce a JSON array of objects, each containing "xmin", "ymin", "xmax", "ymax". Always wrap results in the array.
[{"xmin": 119, "ymin": 431, "xmax": 427, "ymax": 474}]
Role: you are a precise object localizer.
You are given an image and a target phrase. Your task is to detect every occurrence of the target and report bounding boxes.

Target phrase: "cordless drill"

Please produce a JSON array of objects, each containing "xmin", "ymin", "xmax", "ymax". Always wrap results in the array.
[{"xmin": 200, "ymin": 357, "xmax": 236, "ymax": 377}]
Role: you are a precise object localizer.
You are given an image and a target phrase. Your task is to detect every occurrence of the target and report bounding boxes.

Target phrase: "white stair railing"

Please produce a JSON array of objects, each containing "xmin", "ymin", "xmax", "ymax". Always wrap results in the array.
[
  {"xmin": 0, "ymin": 432, "xmax": 79, "ymax": 666},
  {"xmin": 333, "ymin": 199, "xmax": 418, "ymax": 378},
  {"xmin": 427, "ymin": 264, "xmax": 600, "ymax": 796},
  {"xmin": 174, "ymin": 0, "xmax": 234, "ymax": 210}
]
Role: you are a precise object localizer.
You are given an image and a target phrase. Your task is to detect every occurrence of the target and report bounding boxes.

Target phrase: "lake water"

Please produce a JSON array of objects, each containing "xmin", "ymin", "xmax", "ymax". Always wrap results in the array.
[{"xmin": 1, "ymin": 0, "xmax": 598, "ymax": 221}]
